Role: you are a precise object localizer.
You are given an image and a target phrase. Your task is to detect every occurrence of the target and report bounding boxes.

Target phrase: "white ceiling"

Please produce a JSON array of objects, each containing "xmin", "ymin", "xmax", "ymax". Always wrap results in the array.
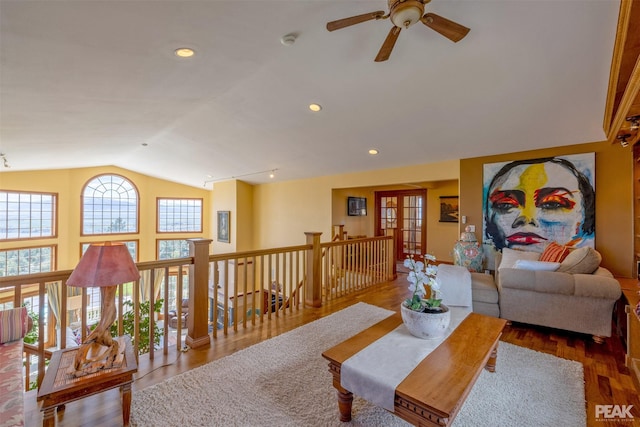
[{"xmin": 0, "ymin": 0, "xmax": 620, "ymax": 189}]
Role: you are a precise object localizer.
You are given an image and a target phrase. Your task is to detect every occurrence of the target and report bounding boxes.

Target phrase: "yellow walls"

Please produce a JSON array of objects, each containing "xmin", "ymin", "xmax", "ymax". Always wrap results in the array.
[
  {"xmin": 0, "ymin": 166, "xmax": 211, "ymax": 269},
  {"xmin": 211, "ymin": 180, "xmax": 254, "ymax": 253},
  {"xmin": 426, "ymin": 180, "xmax": 459, "ymax": 262},
  {"xmin": 332, "ymin": 188, "xmax": 375, "ymax": 238},
  {"xmin": 253, "ymin": 160, "xmax": 460, "ymax": 249}
]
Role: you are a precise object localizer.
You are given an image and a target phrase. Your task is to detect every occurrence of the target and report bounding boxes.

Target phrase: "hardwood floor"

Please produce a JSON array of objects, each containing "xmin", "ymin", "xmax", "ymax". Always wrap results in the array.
[{"xmin": 24, "ymin": 275, "xmax": 639, "ymax": 427}]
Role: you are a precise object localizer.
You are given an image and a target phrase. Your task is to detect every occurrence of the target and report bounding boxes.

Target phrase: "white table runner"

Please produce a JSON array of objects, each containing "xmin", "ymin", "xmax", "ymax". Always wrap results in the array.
[{"xmin": 340, "ymin": 306, "xmax": 471, "ymax": 412}]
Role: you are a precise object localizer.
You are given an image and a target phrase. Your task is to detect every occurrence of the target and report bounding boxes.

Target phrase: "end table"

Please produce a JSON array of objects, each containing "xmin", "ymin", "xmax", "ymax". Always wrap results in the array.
[{"xmin": 37, "ymin": 335, "xmax": 138, "ymax": 426}]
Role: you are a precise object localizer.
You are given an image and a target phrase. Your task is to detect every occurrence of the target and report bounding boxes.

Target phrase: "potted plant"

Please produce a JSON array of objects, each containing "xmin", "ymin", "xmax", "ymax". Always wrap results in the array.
[
  {"xmin": 109, "ymin": 299, "xmax": 163, "ymax": 355},
  {"xmin": 401, "ymin": 254, "xmax": 450, "ymax": 339}
]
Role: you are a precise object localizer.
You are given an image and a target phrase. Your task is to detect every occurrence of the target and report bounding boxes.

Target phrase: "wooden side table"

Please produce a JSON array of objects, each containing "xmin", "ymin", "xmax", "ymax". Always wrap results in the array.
[{"xmin": 37, "ymin": 335, "xmax": 138, "ymax": 427}]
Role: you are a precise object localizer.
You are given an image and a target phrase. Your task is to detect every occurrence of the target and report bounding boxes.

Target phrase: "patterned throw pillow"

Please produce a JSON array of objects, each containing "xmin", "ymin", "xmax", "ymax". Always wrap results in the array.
[
  {"xmin": 0, "ymin": 307, "xmax": 28, "ymax": 344},
  {"xmin": 539, "ymin": 242, "xmax": 570, "ymax": 263}
]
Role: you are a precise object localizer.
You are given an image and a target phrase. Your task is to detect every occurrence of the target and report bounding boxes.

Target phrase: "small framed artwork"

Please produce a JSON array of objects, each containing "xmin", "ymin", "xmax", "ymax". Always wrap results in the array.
[
  {"xmin": 217, "ymin": 211, "xmax": 230, "ymax": 243},
  {"xmin": 347, "ymin": 197, "xmax": 367, "ymax": 216},
  {"xmin": 439, "ymin": 196, "xmax": 459, "ymax": 223}
]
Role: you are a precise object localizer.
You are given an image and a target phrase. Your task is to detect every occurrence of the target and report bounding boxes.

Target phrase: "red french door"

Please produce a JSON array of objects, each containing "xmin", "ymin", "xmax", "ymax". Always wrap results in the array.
[{"xmin": 375, "ymin": 189, "xmax": 427, "ymax": 261}]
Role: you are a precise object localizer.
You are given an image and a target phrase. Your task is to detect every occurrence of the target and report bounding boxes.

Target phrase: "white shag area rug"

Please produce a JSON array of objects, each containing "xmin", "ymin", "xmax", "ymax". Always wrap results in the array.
[{"xmin": 131, "ymin": 302, "xmax": 585, "ymax": 427}]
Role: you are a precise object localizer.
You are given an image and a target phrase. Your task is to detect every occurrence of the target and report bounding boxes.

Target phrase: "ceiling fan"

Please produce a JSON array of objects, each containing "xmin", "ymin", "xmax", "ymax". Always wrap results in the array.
[{"xmin": 326, "ymin": 0, "xmax": 470, "ymax": 62}]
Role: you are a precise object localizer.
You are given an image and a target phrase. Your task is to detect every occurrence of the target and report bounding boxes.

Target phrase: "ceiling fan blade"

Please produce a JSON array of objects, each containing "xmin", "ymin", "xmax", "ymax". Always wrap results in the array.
[
  {"xmin": 421, "ymin": 13, "xmax": 470, "ymax": 42},
  {"xmin": 375, "ymin": 26, "xmax": 402, "ymax": 62},
  {"xmin": 326, "ymin": 11, "xmax": 386, "ymax": 32}
]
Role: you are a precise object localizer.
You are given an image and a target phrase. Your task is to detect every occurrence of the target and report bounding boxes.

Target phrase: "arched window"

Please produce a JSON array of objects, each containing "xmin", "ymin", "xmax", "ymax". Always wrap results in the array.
[{"xmin": 82, "ymin": 174, "xmax": 139, "ymax": 235}]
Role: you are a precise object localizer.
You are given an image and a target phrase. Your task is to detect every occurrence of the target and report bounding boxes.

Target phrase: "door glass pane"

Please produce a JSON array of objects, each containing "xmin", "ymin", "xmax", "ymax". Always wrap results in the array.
[
  {"xmin": 403, "ymin": 195, "xmax": 422, "ymax": 255},
  {"xmin": 380, "ymin": 197, "xmax": 397, "ymax": 229}
]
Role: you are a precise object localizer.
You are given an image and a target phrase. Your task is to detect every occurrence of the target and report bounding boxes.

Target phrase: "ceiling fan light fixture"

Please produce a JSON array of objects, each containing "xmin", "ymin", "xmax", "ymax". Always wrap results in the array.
[{"xmin": 389, "ymin": 0, "xmax": 424, "ymax": 28}]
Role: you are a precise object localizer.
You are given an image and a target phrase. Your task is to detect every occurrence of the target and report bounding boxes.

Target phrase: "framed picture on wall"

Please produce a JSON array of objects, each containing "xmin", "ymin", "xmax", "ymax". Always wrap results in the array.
[
  {"xmin": 348, "ymin": 197, "xmax": 367, "ymax": 216},
  {"xmin": 217, "ymin": 211, "xmax": 230, "ymax": 243},
  {"xmin": 439, "ymin": 196, "xmax": 459, "ymax": 223}
]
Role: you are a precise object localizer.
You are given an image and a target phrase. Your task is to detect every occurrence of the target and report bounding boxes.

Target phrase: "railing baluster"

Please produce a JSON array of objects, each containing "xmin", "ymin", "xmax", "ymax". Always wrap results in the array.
[
  {"xmin": 175, "ymin": 266, "xmax": 183, "ymax": 350},
  {"xmin": 162, "ymin": 268, "xmax": 170, "ymax": 353},
  {"xmin": 37, "ymin": 281, "xmax": 46, "ymax": 388}
]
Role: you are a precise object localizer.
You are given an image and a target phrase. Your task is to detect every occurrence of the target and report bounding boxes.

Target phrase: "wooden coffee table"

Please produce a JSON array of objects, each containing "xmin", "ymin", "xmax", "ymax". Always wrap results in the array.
[
  {"xmin": 37, "ymin": 336, "xmax": 138, "ymax": 426},
  {"xmin": 322, "ymin": 311, "xmax": 507, "ymax": 426}
]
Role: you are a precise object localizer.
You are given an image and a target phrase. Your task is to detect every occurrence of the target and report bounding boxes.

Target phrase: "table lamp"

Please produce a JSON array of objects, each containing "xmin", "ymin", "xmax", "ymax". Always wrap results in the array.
[{"xmin": 66, "ymin": 242, "xmax": 140, "ymax": 377}]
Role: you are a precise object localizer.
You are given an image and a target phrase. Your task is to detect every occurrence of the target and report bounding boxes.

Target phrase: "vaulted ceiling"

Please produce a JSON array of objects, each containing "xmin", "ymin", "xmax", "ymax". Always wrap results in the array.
[{"xmin": 0, "ymin": 1, "xmax": 623, "ymax": 188}]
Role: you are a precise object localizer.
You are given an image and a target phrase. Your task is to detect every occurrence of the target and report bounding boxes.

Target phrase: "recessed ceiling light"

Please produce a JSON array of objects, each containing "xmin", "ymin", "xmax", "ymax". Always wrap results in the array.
[
  {"xmin": 309, "ymin": 103, "xmax": 322, "ymax": 112},
  {"xmin": 174, "ymin": 48, "xmax": 195, "ymax": 58},
  {"xmin": 369, "ymin": 149, "xmax": 379, "ymax": 155}
]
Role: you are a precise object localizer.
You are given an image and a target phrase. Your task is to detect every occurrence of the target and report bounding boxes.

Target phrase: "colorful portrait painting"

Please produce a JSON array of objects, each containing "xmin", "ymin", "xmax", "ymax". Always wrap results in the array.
[{"xmin": 483, "ymin": 153, "xmax": 595, "ymax": 252}]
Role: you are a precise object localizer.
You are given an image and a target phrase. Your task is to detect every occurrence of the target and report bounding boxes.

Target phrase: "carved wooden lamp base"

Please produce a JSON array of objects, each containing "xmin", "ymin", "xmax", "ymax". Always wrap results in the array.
[
  {"xmin": 71, "ymin": 286, "xmax": 125, "ymax": 377},
  {"xmin": 65, "ymin": 241, "xmax": 140, "ymax": 378}
]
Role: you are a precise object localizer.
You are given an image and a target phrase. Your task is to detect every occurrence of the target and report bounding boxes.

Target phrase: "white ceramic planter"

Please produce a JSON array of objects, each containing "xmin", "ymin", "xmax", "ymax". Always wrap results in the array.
[{"xmin": 400, "ymin": 303, "xmax": 451, "ymax": 340}]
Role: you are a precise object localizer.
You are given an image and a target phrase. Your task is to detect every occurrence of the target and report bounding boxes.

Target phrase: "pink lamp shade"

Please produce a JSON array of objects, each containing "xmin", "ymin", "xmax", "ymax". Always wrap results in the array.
[{"xmin": 67, "ymin": 242, "xmax": 140, "ymax": 288}]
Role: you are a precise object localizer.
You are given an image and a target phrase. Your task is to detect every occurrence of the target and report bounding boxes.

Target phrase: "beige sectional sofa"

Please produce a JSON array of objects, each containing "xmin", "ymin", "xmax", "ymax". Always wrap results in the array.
[
  {"xmin": 469, "ymin": 246, "xmax": 622, "ymax": 342},
  {"xmin": 497, "ymin": 266, "xmax": 621, "ymax": 341}
]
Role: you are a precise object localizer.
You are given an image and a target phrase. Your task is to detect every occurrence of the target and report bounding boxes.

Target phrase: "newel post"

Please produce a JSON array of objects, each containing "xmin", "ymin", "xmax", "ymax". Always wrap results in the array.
[
  {"xmin": 305, "ymin": 232, "xmax": 323, "ymax": 307},
  {"xmin": 186, "ymin": 238, "xmax": 212, "ymax": 349},
  {"xmin": 385, "ymin": 228, "xmax": 398, "ymax": 280}
]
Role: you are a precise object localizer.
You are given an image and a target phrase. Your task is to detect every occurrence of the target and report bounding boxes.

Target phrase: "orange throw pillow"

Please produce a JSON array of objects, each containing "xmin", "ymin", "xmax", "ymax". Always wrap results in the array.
[{"xmin": 539, "ymin": 242, "xmax": 570, "ymax": 263}]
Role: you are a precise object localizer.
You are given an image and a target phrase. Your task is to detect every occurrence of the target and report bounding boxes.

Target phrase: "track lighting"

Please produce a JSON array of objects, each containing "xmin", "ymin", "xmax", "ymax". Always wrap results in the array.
[
  {"xmin": 627, "ymin": 115, "xmax": 640, "ymax": 131},
  {"xmin": 617, "ymin": 134, "xmax": 631, "ymax": 148},
  {"xmin": 203, "ymin": 168, "xmax": 278, "ymax": 186}
]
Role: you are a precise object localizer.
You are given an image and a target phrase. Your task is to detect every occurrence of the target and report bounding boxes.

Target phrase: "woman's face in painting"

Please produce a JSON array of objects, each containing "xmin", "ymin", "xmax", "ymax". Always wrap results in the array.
[{"xmin": 486, "ymin": 162, "xmax": 585, "ymax": 252}]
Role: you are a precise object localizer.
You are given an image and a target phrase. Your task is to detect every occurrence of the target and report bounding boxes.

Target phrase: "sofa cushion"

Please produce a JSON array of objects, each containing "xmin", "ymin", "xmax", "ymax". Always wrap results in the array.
[
  {"xmin": 539, "ymin": 242, "xmax": 571, "ymax": 263},
  {"xmin": 437, "ymin": 264, "xmax": 472, "ymax": 307},
  {"xmin": 513, "ymin": 260, "xmax": 561, "ymax": 271},
  {"xmin": 470, "ymin": 272, "xmax": 499, "ymax": 304},
  {"xmin": 498, "ymin": 268, "xmax": 575, "ymax": 295},
  {"xmin": 0, "ymin": 307, "xmax": 28, "ymax": 344},
  {"xmin": 0, "ymin": 340, "xmax": 26, "ymax": 427},
  {"xmin": 557, "ymin": 247, "xmax": 601, "ymax": 274},
  {"xmin": 498, "ymin": 248, "xmax": 541, "ymax": 270}
]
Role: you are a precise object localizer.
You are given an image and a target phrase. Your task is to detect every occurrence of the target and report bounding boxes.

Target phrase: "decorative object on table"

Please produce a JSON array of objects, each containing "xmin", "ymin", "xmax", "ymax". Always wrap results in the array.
[
  {"xmin": 453, "ymin": 225, "xmax": 484, "ymax": 272},
  {"xmin": 66, "ymin": 242, "xmax": 140, "ymax": 377},
  {"xmin": 401, "ymin": 254, "xmax": 450, "ymax": 339}
]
